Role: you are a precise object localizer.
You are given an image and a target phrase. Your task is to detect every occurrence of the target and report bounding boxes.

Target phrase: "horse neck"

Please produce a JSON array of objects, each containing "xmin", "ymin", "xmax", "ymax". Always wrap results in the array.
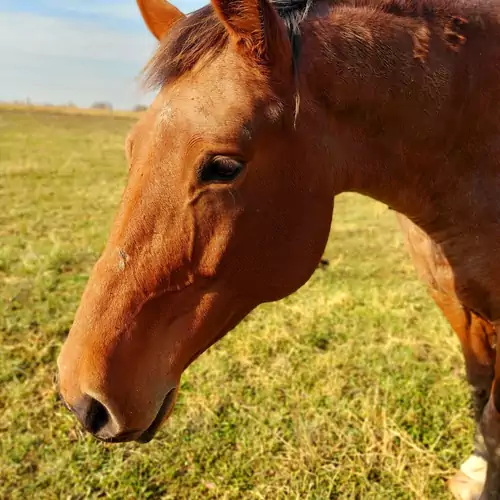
[{"xmin": 301, "ymin": 3, "xmax": 500, "ymax": 239}]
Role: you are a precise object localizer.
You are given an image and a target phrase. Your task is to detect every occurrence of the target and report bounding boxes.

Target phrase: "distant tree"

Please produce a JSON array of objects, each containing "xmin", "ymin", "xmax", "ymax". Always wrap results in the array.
[
  {"xmin": 91, "ymin": 101, "xmax": 113, "ymax": 111},
  {"xmin": 133, "ymin": 104, "xmax": 148, "ymax": 112}
]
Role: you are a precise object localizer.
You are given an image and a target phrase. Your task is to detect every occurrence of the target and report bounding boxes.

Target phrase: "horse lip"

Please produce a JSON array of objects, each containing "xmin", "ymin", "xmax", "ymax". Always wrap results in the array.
[
  {"xmin": 135, "ymin": 387, "xmax": 177, "ymax": 444},
  {"xmin": 96, "ymin": 429, "xmax": 143, "ymax": 443}
]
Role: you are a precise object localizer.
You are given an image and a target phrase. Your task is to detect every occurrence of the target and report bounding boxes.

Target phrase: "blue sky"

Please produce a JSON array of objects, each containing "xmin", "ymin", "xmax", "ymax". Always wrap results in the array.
[{"xmin": 0, "ymin": 0, "xmax": 206, "ymax": 109}]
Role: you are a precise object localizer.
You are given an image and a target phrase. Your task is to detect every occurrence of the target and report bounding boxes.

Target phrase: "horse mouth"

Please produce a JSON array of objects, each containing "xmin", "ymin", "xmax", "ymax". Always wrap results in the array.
[{"xmin": 135, "ymin": 387, "xmax": 177, "ymax": 444}]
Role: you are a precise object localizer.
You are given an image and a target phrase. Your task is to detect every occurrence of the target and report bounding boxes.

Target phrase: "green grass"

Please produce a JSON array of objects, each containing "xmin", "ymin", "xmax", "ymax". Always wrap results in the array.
[{"xmin": 0, "ymin": 108, "xmax": 473, "ymax": 499}]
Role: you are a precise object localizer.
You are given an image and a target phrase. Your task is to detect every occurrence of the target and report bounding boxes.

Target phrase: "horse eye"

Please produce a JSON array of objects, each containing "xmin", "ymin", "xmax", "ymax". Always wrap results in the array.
[{"xmin": 200, "ymin": 157, "xmax": 244, "ymax": 183}]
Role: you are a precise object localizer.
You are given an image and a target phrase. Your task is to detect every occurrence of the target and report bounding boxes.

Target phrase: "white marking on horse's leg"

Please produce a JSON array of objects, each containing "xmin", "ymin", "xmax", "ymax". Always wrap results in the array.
[
  {"xmin": 448, "ymin": 454, "xmax": 487, "ymax": 500},
  {"xmin": 461, "ymin": 454, "xmax": 488, "ymax": 483}
]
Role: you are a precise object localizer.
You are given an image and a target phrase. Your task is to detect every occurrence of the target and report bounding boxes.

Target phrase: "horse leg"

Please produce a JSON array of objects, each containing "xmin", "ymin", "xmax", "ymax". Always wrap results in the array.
[
  {"xmin": 476, "ymin": 324, "xmax": 500, "ymax": 499},
  {"xmin": 430, "ymin": 293, "xmax": 495, "ymax": 500},
  {"xmin": 395, "ymin": 214, "xmax": 494, "ymax": 497}
]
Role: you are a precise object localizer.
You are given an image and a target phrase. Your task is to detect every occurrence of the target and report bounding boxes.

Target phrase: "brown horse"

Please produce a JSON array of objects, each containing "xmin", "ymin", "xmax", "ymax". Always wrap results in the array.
[{"xmin": 57, "ymin": 0, "xmax": 500, "ymax": 497}]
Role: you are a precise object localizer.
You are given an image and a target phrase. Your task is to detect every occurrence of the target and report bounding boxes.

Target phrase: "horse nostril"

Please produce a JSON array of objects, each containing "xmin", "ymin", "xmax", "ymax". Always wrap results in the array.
[
  {"xmin": 72, "ymin": 394, "xmax": 111, "ymax": 435},
  {"xmin": 85, "ymin": 397, "xmax": 110, "ymax": 435}
]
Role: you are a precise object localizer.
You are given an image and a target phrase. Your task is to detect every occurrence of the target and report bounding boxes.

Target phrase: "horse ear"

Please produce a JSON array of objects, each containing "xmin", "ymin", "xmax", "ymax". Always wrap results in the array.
[
  {"xmin": 211, "ymin": 0, "xmax": 291, "ymax": 65},
  {"xmin": 137, "ymin": 0, "xmax": 185, "ymax": 41}
]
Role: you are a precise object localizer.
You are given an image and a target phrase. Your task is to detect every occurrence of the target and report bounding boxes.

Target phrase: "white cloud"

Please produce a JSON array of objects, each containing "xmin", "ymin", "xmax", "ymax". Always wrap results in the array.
[
  {"xmin": 0, "ymin": 12, "xmax": 156, "ymax": 63},
  {"xmin": 1, "ymin": 54, "xmax": 155, "ymax": 109},
  {"xmin": 44, "ymin": 0, "xmax": 143, "ymax": 21},
  {"xmin": 0, "ymin": 0, "xmax": 210, "ymax": 109},
  {"xmin": 0, "ymin": 11, "xmax": 158, "ymax": 108},
  {"xmin": 42, "ymin": 0, "xmax": 207, "ymax": 18}
]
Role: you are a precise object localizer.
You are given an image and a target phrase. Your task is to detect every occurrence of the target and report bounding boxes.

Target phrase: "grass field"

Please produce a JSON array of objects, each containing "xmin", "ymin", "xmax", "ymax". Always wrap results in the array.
[{"xmin": 0, "ymin": 107, "xmax": 473, "ymax": 499}]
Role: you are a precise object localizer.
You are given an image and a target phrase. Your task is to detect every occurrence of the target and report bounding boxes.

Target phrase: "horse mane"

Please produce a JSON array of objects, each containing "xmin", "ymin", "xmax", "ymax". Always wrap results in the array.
[
  {"xmin": 143, "ymin": 0, "xmax": 485, "ymax": 90},
  {"xmin": 144, "ymin": 0, "xmax": 313, "ymax": 89}
]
